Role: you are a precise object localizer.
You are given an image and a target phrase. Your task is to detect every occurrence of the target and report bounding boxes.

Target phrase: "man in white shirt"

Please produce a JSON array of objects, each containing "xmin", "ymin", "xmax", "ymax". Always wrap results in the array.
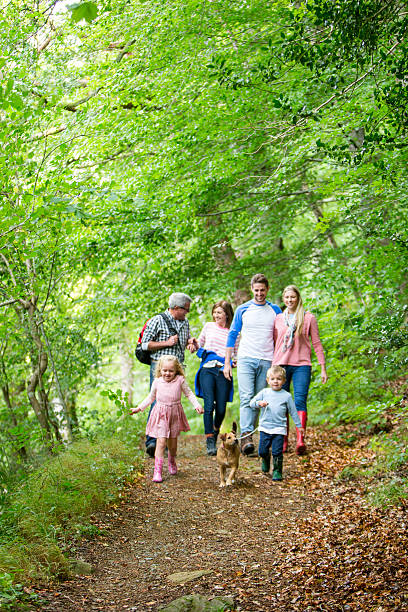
[{"xmin": 224, "ymin": 274, "xmax": 282, "ymax": 455}]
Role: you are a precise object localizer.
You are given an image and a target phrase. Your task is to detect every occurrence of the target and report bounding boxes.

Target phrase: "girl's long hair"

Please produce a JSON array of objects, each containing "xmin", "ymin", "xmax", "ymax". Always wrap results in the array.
[
  {"xmin": 155, "ymin": 355, "xmax": 184, "ymax": 378},
  {"xmin": 282, "ymin": 285, "xmax": 305, "ymax": 336}
]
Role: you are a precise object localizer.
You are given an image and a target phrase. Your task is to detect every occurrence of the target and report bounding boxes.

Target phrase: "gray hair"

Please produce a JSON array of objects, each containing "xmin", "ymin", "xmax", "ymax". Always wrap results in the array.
[{"xmin": 169, "ymin": 292, "xmax": 193, "ymax": 309}]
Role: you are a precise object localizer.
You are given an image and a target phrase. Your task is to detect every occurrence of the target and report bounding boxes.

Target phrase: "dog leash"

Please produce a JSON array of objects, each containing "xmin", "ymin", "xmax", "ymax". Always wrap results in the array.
[{"xmin": 236, "ymin": 427, "xmax": 259, "ymax": 441}]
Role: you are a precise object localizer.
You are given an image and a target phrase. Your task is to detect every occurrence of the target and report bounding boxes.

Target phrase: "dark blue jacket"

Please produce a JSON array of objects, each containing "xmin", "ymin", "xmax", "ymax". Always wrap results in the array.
[{"xmin": 194, "ymin": 348, "xmax": 234, "ymax": 402}]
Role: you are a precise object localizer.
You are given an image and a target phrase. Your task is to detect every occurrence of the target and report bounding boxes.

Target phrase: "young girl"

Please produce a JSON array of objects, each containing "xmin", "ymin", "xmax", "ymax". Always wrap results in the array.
[
  {"xmin": 273, "ymin": 285, "xmax": 327, "ymax": 455},
  {"xmin": 250, "ymin": 366, "xmax": 303, "ymax": 481},
  {"xmin": 131, "ymin": 355, "xmax": 203, "ymax": 483}
]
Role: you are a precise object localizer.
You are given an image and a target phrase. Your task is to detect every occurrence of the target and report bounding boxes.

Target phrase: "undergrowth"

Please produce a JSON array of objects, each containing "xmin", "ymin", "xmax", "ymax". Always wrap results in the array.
[
  {"xmin": 337, "ymin": 404, "xmax": 408, "ymax": 508},
  {"xmin": 0, "ymin": 436, "xmax": 143, "ymax": 609}
]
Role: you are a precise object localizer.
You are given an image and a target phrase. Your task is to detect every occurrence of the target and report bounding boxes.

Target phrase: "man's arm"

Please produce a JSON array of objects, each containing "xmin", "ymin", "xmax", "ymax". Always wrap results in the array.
[
  {"xmin": 224, "ymin": 304, "xmax": 246, "ymax": 380},
  {"xmin": 141, "ymin": 317, "xmax": 177, "ymax": 352},
  {"xmin": 146, "ymin": 337, "xmax": 178, "ymax": 351}
]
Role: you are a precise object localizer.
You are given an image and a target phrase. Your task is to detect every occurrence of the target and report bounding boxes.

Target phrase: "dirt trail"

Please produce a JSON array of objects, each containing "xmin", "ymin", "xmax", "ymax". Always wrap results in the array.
[{"xmin": 40, "ymin": 428, "xmax": 408, "ymax": 612}]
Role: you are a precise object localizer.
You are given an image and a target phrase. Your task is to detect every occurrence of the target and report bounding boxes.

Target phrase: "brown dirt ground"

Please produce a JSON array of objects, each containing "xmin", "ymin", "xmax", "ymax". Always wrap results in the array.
[{"xmin": 38, "ymin": 427, "xmax": 408, "ymax": 612}]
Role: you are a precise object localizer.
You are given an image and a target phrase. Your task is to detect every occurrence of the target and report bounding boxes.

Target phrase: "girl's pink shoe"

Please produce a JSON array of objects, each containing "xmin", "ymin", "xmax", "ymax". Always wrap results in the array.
[
  {"xmin": 152, "ymin": 457, "xmax": 163, "ymax": 482},
  {"xmin": 168, "ymin": 454, "xmax": 177, "ymax": 475}
]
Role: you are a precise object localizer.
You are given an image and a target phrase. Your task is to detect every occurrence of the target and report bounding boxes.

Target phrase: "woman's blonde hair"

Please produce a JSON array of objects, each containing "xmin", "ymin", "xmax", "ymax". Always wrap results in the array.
[
  {"xmin": 155, "ymin": 355, "xmax": 184, "ymax": 378},
  {"xmin": 282, "ymin": 285, "xmax": 305, "ymax": 336}
]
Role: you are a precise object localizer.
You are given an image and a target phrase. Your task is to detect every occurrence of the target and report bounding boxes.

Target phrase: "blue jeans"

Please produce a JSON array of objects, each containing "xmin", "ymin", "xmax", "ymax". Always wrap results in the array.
[
  {"xmin": 282, "ymin": 365, "xmax": 311, "ymax": 413},
  {"xmin": 237, "ymin": 357, "xmax": 271, "ymax": 433},
  {"xmin": 145, "ymin": 361, "xmax": 157, "ymax": 448},
  {"xmin": 199, "ymin": 366, "xmax": 232, "ymax": 435},
  {"xmin": 258, "ymin": 431, "xmax": 284, "ymax": 458}
]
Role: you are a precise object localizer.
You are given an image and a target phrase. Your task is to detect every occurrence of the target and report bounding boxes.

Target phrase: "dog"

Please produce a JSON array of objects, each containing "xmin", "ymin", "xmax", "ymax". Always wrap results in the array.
[{"xmin": 216, "ymin": 421, "xmax": 240, "ymax": 487}]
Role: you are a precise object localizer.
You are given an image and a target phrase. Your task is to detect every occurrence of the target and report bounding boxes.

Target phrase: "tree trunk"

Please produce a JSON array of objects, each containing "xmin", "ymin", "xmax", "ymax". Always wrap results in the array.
[{"xmin": 22, "ymin": 299, "xmax": 54, "ymax": 444}]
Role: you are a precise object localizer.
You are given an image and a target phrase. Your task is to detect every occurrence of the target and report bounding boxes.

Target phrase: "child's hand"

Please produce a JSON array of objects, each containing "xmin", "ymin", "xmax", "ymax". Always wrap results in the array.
[
  {"xmin": 258, "ymin": 400, "xmax": 268, "ymax": 408},
  {"xmin": 130, "ymin": 407, "xmax": 141, "ymax": 414},
  {"xmin": 195, "ymin": 406, "xmax": 204, "ymax": 414}
]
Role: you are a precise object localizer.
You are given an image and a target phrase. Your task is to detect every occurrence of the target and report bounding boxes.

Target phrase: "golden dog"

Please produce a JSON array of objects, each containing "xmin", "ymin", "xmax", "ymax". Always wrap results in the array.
[{"xmin": 216, "ymin": 421, "xmax": 240, "ymax": 487}]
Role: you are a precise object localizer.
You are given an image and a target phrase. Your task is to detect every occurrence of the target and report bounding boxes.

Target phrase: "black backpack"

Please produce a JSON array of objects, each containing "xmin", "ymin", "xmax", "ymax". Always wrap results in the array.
[{"xmin": 135, "ymin": 312, "xmax": 180, "ymax": 365}]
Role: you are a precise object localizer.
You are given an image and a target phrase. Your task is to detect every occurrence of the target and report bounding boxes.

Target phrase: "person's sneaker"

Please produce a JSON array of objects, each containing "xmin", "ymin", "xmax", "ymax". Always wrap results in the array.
[
  {"xmin": 146, "ymin": 443, "xmax": 156, "ymax": 458},
  {"xmin": 261, "ymin": 455, "xmax": 271, "ymax": 474},
  {"xmin": 240, "ymin": 433, "xmax": 255, "ymax": 456},
  {"xmin": 206, "ymin": 436, "xmax": 217, "ymax": 456}
]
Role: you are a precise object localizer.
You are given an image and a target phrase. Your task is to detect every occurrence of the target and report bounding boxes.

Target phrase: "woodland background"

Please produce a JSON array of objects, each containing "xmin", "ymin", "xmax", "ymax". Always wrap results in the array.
[{"xmin": 0, "ymin": 0, "xmax": 407, "ymax": 605}]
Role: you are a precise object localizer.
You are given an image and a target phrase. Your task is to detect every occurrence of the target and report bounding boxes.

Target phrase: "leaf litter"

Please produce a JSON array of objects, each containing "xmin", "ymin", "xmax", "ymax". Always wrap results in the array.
[{"xmin": 37, "ymin": 428, "xmax": 408, "ymax": 611}]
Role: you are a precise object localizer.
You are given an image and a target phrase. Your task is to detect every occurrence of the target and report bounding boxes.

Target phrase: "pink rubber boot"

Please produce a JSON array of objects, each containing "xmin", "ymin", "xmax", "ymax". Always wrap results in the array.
[
  {"xmin": 296, "ymin": 411, "xmax": 307, "ymax": 456},
  {"xmin": 152, "ymin": 457, "xmax": 163, "ymax": 482},
  {"xmin": 168, "ymin": 454, "xmax": 177, "ymax": 475}
]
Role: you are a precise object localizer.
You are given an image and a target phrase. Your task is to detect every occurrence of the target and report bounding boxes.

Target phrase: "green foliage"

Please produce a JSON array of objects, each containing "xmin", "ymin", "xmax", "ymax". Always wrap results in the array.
[
  {"xmin": 369, "ymin": 479, "xmax": 408, "ymax": 508},
  {"xmin": 0, "ymin": 0, "xmax": 407, "ymax": 509},
  {"xmin": 68, "ymin": 1, "xmax": 98, "ymax": 24},
  {"xmin": 337, "ymin": 464, "xmax": 365, "ymax": 482},
  {"xmin": 337, "ymin": 416, "xmax": 408, "ymax": 507},
  {"xmin": 370, "ymin": 430, "xmax": 408, "ymax": 473},
  {"xmin": 0, "ymin": 437, "xmax": 142, "ymax": 583},
  {"xmin": 0, "ymin": 572, "xmax": 45, "ymax": 610}
]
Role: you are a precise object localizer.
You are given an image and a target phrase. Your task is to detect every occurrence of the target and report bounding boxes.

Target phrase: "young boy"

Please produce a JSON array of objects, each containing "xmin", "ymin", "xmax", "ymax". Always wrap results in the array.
[{"xmin": 249, "ymin": 365, "xmax": 304, "ymax": 480}]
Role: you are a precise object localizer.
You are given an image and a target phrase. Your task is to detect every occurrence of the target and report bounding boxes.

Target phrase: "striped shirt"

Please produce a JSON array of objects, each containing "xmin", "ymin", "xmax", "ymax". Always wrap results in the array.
[
  {"xmin": 141, "ymin": 310, "xmax": 191, "ymax": 364},
  {"xmin": 198, "ymin": 322, "xmax": 238, "ymax": 358}
]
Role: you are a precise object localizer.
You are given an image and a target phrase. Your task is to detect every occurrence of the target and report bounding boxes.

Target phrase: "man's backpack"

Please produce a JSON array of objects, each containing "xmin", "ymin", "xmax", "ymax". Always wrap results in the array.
[
  {"xmin": 135, "ymin": 312, "xmax": 180, "ymax": 365},
  {"xmin": 135, "ymin": 319, "xmax": 152, "ymax": 365}
]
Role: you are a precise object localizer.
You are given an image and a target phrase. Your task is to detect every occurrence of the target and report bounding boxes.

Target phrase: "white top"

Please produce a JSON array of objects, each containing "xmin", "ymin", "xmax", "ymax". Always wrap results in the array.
[
  {"xmin": 237, "ymin": 302, "xmax": 278, "ymax": 361},
  {"xmin": 198, "ymin": 322, "xmax": 231, "ymax": 358}
]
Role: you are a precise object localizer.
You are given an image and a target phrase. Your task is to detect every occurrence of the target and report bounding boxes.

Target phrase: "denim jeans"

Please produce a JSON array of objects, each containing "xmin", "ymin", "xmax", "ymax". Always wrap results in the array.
[
  {"xmin": 237, "ymin": 357, "xmax": 271, "ymax": 433},
  {"xmin": 145, "ymin": 361, "xmax": 157, "ymax": 448},
  {"xmin": 199, "ymin": 366, "xmax": 232, "ymax": 435},
  {"xmin": 282, "ymin": 365, "xmax": 312, "ymax": 413},
  {"xmin": 258, "ymin": 431, "xmax": 284, "ymax": 458}
]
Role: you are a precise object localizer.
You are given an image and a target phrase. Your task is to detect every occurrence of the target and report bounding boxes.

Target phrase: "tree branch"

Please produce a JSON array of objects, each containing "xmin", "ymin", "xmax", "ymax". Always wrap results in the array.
[
  {"xmin": 28, "ymin": 125, "xmax": 67, "ymax": 142},
  {"xmin": 196, "ymin": 190, "xmax": 312, "ymax": 217},
  {"xmin": 274, "ymin": 39, "xmax": 402, "ymax": 143},
  {"xmin": 0, "ymin": 299, "xmax": 19, "ymax": 308},
  {"xmin": 63, "ymin": 87, "xmax": 103, "ymax": 112},
  {"xmin": 115, "ymin": 38, "xmax": 136, "ymax": 63}
]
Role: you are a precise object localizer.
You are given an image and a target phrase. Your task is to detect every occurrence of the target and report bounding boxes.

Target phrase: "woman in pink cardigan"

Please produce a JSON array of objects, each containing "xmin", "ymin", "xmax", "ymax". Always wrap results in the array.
[{"xmin": 273, "ymin": 285, "xmax": 327, "ymax": 455}]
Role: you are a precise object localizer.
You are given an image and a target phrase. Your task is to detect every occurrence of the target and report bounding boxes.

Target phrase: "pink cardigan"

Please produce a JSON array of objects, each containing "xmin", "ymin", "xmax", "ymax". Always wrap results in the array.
[{"xmin": 273, "ymin": 312, "xmax": 325, "ymax": 367}]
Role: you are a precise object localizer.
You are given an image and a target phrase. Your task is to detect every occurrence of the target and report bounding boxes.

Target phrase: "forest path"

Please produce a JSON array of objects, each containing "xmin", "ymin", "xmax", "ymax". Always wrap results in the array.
[{"xmin": 40, "ymin": 428, "xmax": 407, "ymax": 612}]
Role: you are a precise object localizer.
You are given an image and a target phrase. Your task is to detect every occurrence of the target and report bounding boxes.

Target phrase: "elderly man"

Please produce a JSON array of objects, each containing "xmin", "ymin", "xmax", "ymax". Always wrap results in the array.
[
  {"xmin": 223, "ymin": 274, "xmax": 282, "ymax": 456},
  {"xmin": 141, "ymin": 292, "xmax": 198, "ymax": 456}
]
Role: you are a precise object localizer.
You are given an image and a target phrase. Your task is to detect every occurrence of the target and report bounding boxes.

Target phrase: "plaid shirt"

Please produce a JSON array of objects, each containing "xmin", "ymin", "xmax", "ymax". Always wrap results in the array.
[{"xmin": 141, "ymin": 309, "xmax": 191, "ymax": 364}]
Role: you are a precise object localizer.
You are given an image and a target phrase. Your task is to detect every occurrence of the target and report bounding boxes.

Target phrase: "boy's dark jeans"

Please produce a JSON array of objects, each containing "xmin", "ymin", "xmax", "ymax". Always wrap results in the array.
[
  {"xmin": 258, "ymin": 431, "xmax": 284, "ymax": 458},
  {"xmin": 200, "ymin": 366, "xmax": 232, "ymax": 435}
]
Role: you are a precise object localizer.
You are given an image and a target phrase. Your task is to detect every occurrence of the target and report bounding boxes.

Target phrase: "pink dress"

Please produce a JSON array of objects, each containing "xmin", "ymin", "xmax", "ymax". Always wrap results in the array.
[{"xmin": 138, "ymin": 375, "xmax": 201, "ymax": 438}]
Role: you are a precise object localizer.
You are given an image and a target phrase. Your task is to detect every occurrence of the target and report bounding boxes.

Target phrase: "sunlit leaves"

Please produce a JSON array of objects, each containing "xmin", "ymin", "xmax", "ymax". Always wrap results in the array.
[{"xmin": 68, "ymin": 1, "xmax": 98, "ymax": 23}]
